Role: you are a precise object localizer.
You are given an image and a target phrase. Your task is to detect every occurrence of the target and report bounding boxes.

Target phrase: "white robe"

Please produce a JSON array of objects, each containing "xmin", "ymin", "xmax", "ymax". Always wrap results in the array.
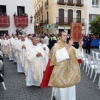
[
  {"xmin": 25, "ymin": 45, "xmax": 45, "ymax": 86},
  {"xmin": 18, "ymin": 39, "xmax": 33, "ymax": 73},
  {"xmin": 9, "ymin": 37, "xmax": 16, "ymax": 62},
  {"xmin": 8, "ymin": 39, "xmax": 13, "ymax": 61},
  {"xmin": 40, "ymin": 43, "xmax": 49, "ymax": 71},
  {"xmin": 51, "ymin": 47, "xmax": 84, "ymax": 100},
  {"xmin": 14, "ymin": 39, "xmax": 24, "ymax": 73},
  {"xmin": 4, "ymin": 39, "xmax": 9, "ymax": 57}
]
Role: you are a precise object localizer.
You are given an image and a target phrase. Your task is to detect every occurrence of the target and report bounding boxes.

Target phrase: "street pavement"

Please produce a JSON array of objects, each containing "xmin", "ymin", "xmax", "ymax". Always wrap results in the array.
[{"xmin": 0, "ymin": 49, "xmax": 100, "ymax": 100}]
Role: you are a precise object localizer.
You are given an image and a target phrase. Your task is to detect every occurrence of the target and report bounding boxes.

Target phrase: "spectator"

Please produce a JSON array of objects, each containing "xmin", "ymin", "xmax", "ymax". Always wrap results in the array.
[
  {"xmin": 3, "ymin": 12, "xmax": 7, "ymax": 16},
  {"xmin": 85, "ymin": 34, "xmax": 91, "ymax": 54},
  {"xmin": 13, "ymin": 12, "xmax": 17, "ymax": 17}
]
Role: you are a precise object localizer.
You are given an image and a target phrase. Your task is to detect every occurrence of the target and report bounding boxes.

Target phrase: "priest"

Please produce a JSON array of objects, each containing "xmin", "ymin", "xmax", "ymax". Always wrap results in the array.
[
  {"xmin": 40, "ymin": 38, "xmax": 49, "ymax": 71},
  {"xmin": 25, "ymin": 37, "xmax": 45, "ymax": 86},
  {"xmin": 18, "ymin": 35, "xmax": 32, "ymax": 73},
  {"xmin": 9, "ymin": 34, "xmax": 17, "ymax": 62},
  {"xmin": 14, "ymin": 35, "xmax": 25, "ymax": 73},
  {"xmin": 48, "ymin": 31, "xmax": 83, "ymax": 100}
]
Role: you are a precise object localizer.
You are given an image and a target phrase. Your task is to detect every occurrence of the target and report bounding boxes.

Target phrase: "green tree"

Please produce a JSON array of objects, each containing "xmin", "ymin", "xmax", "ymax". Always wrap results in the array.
[{"xmin": 90, "ymin": 16, "xmax": 100, "ymax": 35}]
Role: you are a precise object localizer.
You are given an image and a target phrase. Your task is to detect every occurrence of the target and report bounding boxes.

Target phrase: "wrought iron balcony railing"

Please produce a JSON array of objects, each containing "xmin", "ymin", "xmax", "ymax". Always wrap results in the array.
[
  {"xmin": 56, "ymin": 17, "xmax": 84, "ymax": 25},
  {"xmin": 0, "ymin": 16, "xmax": 10, "ymax": 27},
  {"xmin": 57, "ymin": 0, "xmax": 66, "ymax": 5}
]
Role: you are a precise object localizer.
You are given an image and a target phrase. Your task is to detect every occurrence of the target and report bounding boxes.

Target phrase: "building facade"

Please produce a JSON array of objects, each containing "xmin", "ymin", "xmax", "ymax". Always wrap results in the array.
[
  {"xmin": 0, "ymin": 0, "xmax": 34, "ymax": 36},
  {"xmin": 87, "ymin": 0, "xmax": 100, "ymax": 34},
  {"xmin": 34, "ymin": 0, "xmax": 87, "ymax": 34}
]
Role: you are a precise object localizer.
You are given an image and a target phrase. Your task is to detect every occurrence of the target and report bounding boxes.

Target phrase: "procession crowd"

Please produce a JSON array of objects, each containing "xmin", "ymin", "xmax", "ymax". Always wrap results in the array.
[
  {"xmin": 0, "ymin": 33, "xmax": 49, "ymax": 87},
  {"xmin": 0, "ymin": 31, "xmax": 84, "ymax": 100}
]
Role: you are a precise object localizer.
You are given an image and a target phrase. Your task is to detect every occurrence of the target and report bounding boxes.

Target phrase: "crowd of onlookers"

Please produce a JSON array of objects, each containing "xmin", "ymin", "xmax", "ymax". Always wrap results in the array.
[
  {"xmin": 0, "ymin": 12, "xmax": 7, "ymax": 16},
  {"xmin": 83, "ymin": 34, "xmax": 100, "ymax": 40},
  {"xmin": 0, "ymin": 12, "xmax": 28, "ymax": 16}
]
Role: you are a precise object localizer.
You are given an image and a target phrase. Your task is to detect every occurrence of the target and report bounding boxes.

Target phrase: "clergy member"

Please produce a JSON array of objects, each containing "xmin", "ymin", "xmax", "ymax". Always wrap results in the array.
[
  {"xmin": 14, "ymin": 35, "xmax": 25, "ymax": 73},
  {"xmin": 48, "ymin": 31, "xmax": 83, "ymax": 100},
  {"xmin": 40, "ymin": 38, "xmax": 49, "ymax": 71},
  {"xmin": 25, "ymin": 37, "xmax": 45, "ymax": 86},
  {"xmin": 19, "ymin": 35, "xmax": 32, "ymax": 73}
]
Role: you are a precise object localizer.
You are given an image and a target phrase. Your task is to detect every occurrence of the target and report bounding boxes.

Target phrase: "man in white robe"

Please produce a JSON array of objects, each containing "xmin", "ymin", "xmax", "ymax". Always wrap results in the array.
[
  {"xmin": 4, "ymin": 36, "xmax": 10, "ymax": 58},
  {"xmin": 40, "ymin": 38, "xmax": 49, "ymax": 71},
  {"xmin": 49, "ymin": 31, "xmax": 84, "ymax": 100},
  {"xmin": 44, "ymin": 34, "xmax": 49, "ymax": 47},
  {"xmin": 14, "ymin": 35, "xmax": 25, "ymax": 73},
  {"xmin": 18, "ymin": 35, "xmax": 33, "ymax": 73},
  {"xmin": 25, "ymin": 37, "xmax": 45, "ymax": 86},
  {"xmin": 9, "ymin": 34, "xmax": 17, "ymax": 62},
  {"xmin": 37, "ymin": 37, "xmax": 41, "ymax": 46},
  {"xmin": 8, "ymin": 37, "xmax": 13, "ymax": 61},
  {"xmin": 1, "ymin": 37, "xmax": 6, "ymax": 55}
]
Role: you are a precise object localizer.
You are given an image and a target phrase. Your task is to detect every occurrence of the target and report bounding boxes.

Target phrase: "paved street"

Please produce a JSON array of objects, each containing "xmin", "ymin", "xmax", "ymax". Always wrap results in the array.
[{"xmin": 0, "ymin": 49, "xmax": 100, "ymax": 100}]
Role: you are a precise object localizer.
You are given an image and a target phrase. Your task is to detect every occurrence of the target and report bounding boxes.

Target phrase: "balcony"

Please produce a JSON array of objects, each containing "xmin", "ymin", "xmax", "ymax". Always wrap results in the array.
[
  {"xmin": 0, "ymin": 16, "xmax": 10, "ymax": 27},
  {"xmin": 39, "ymin": 21, "xmax": 44, "ymax": 27},
  {"xmin": 75, "ymin": 0, "xmax": 83, "ymax": 7},
  {"xmin": 14, "ymin": 16, "xmax": 28, "ymax": 27},
  {"xmin": 45, "ymin": 1, "xmax": 49, "ymax": 8},
  {"xmin": 34, "ymin": 13, "xmax": 36, "ymax": 17},
  {"xmin": 40, "ymin": 6, "xmax": 43, "ymax": 13},
  {"xmin": 37, "ymin": 10, "xmax": 40, "ymax": 14},
  {"xmin": 56, "ymin": 17, "xmax": 84, "ymax": 25},
  {"xmin": 67, "ymin": 1, "xmax": 74, "ymax": 6},
  {"xmin": 57, "ymin": 0, "xmax": 65, "ymax": 5},
  {"xmin": 44, "ymin": 20, "xmax": 49, "ymax": 24},
  {"xmin": 36, "ymin": 12, "xmax": 38, "ymax": 16}
]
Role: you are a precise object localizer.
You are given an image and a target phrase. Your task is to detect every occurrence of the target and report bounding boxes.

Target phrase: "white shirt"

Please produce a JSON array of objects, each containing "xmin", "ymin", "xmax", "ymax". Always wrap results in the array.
[{"xmin": 44, "ymin": 36, "xmax": 49, "ymax": 45}]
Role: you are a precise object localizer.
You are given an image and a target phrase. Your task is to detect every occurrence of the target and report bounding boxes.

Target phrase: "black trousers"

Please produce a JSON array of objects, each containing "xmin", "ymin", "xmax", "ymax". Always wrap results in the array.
[{"xmin": 86, "ymin": 45, "xmax": 91, "ymax": 54}]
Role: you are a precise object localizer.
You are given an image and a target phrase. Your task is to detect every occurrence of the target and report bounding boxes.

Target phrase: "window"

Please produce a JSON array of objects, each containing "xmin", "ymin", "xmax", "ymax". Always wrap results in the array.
[
  {"xmin": 42, "ymin": 1, "xmax": 43, "ymax": 6},
  {"xmin": 92, "ymin": 0, "xmax": 99, "ymax": 8},
  {"xmin": 89, "ymin": 14, "xmax": 99, "ymax": 22},
  {"xmin": 42, "ymin": 15, "xmax": 43, "ymax": 22},
  {"xmin": 76, "ymin": 10, "xmax": 81, "ymax": 19},
  {"xmin": 47, "ymin": 12, "xmax": 49, "ymax": 23},
  {"xmin": 17, "ymin": 6, "xmax": 25, "ymax": 16},
  {"xmin": 0, "ymin": 5, "xmax": 7, "ymax": 16},
  {"xmin": 39, "ymin": 17, "xmax": 40, "ymax": 22}
]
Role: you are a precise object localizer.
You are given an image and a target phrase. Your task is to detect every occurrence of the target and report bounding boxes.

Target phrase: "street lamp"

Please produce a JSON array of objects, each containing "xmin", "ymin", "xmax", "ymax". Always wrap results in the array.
[{"xmin": 30, "ymin": 15, "xmax": 33, "ymax": 23}]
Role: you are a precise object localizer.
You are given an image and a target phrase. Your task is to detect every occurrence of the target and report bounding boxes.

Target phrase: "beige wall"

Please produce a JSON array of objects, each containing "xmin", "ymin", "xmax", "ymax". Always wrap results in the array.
[{"xmin": 34, "ymin": 0, "xmax": 87, "ymax": 34}]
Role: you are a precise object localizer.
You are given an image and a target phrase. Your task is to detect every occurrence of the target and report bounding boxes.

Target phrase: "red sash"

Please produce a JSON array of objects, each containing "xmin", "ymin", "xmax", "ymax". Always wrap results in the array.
[{"xmin": 40, "ymin": 59, "xmax": 54, "ymax": 88}]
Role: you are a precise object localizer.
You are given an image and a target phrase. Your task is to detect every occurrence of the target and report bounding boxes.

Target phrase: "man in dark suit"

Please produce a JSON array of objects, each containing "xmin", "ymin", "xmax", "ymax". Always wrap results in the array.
[{"xmin": 85, "ymin": 34, "xmax": 91, "ymax": 54}]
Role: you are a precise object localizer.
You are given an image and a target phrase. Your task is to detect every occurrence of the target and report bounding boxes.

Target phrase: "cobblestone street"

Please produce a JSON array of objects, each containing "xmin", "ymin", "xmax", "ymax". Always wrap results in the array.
[{"xmin": 0, "ymin": 49, "xmax": 100, "ymax": 100}]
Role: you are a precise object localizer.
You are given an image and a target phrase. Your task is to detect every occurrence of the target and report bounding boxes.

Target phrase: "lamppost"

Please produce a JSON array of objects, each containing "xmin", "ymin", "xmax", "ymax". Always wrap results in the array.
[{"xmin": 30, "ymin": 15, "xmax": 33, "ymax": 23}]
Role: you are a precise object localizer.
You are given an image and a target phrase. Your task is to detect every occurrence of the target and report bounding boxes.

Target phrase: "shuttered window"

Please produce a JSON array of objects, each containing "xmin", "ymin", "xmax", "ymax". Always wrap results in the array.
[
  {"xmin": 76, "ymin": 10, "xmax": 81, "ymax": 22},
  {"xmin": 59, "ymin": 0, "xmax": 64, "ymax": 2},
  {"xmin": 68, "ymin": 9, "xmax": 73, "ymax": 23},
  {"xmin": 68, "ymin": 0, "xmax": 73, "ymax": 4},
  {"xmin": 77, "ymin": 0, "xmax": 81, "ymax": 4},
  {"xmin": 59, "ymin": 9, "xmax": 64, "ymax": 23}
]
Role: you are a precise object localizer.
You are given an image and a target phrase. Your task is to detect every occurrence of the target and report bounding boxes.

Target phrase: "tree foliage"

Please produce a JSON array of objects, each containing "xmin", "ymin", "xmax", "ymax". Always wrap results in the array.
[{"xmin": 89, "ymin": 16, "xmax": 100, "ymax": 35}]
